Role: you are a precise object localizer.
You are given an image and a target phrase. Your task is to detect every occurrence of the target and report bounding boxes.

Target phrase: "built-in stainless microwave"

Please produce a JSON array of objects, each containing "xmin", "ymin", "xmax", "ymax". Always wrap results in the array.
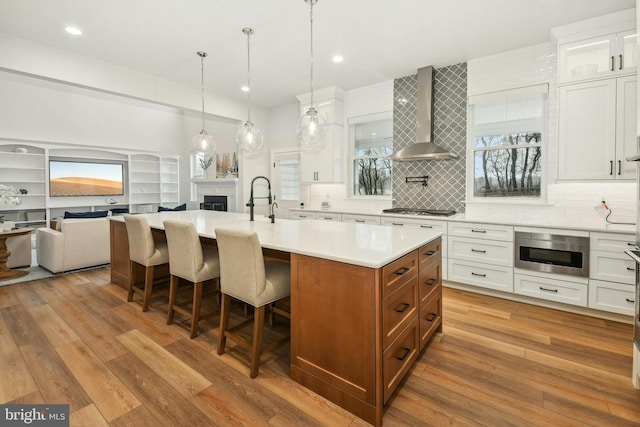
[{"xmin": 515, "ymin": 231, "xmax": 589, "ymax": 277}]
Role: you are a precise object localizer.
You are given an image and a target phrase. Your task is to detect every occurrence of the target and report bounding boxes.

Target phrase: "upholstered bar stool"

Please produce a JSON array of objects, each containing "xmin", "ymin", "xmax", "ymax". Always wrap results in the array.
[
  {"xmin": 124, "ymin": 215, "xmax": 169, "ymax": 312},
  {"xmin": 214, "ymin": 227, "xmax": 291, "ymax": 378},
  {"xmin": 163, "ymin": 220, "xmax": 220, "ymax": 338}
]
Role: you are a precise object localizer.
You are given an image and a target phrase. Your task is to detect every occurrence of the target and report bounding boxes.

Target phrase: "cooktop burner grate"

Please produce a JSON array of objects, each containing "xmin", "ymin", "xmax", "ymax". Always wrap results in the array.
[{"xmin": 382, "ymin": 208, "xmax": 456, "ymax": 217}]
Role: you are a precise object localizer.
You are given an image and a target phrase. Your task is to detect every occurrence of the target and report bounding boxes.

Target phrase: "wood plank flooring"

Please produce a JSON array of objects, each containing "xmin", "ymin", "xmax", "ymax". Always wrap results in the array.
[{"xmin": 1, "ymin": 267, "xmax": 639, "ymax": 426}]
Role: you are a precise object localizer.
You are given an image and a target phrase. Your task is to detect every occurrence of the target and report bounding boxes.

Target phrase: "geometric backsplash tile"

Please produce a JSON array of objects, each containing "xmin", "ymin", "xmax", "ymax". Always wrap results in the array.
[{"xmin": 392, "ymin": 63, "xmax": 467, "ymax": 213}]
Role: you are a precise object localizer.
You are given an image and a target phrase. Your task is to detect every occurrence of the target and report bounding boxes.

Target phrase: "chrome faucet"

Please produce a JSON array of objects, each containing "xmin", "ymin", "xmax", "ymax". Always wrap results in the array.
[
  {"xmin": 247, "ymin": 176, "xmax": 272, "ymax": 221},
  {"xmin": 269, "ymin": 201, "xmax": 278, "ymax": 223}
]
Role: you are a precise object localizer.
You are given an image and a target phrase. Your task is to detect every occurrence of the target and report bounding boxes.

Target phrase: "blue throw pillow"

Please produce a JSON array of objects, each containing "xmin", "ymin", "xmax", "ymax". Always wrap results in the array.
[
  {"xmin": 158, "ymin": 203, "xmax": 186, "ymax": 212},
  {"xmin": 64, "ymin": 210, "xmax": 109, "ymax": 219}
]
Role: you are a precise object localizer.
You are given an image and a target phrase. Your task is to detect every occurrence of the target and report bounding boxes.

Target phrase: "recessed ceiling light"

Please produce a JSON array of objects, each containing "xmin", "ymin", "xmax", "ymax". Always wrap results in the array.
[
  {"xmin": 332, "ymin": 55, "xmax": 344, "ymax": 63},
  {"xmin": 65, "ymin": 26, "xmax": 82, "ymax": 36},
  {"xmin": 241, "ymin": 86, "xmax": 249, "ymax": 92}
]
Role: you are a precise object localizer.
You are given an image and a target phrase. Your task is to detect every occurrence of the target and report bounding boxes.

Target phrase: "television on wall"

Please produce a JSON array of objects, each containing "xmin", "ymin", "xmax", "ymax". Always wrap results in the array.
[{"xmin": 49, "ymin": 160, "xmax": 125, "ymax": 197}]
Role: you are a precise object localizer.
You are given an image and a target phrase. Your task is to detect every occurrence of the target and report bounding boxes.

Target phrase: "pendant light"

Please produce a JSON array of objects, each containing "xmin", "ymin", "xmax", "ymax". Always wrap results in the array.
[
  {"xmin": 236, "ymin": 28, "xmax": 264, "ymax": 153},
  {"xmin": 191, "ymin": 51, "xmax": 216, "ymax": 156},
  {"xmin": 297, "ymin": 0, "xmax": 327, "ymax": 150}
]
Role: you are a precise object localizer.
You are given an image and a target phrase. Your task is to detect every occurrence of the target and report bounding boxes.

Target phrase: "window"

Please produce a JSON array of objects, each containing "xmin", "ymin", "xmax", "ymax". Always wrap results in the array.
[
  {"xmin": 349, "ymin": 114, "xmax": 393, "ymax": 196},
  {"xmin": 468, "ymin": 85, "xmax": 547, "ymax": 200},
  {"xmin": 273, "ymin": 150, "xmax": 300, "ymax": 202}
]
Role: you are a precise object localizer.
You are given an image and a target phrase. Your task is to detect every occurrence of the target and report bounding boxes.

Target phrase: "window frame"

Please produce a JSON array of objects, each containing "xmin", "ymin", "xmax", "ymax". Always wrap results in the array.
[
  {"xmin": 466, "ymin": 84, "xmax": 548, "ymax": 205},
  {"xmin": 347, "ymin": 111, "xmax": 393, "ymax": 199}
]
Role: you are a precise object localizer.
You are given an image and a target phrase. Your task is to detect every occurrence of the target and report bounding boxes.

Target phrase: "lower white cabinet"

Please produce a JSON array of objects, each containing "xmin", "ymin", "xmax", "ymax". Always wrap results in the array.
[
  {"xmin": 590, "ymin": 250, "xmax": 636, "ymax": 285},
  {"xmin": 341, "ymin": 214, "xmax": 381, "ymax": 225},
  {"xmin": 290, "ymin": 211, "xmax": 316, "ymax": 220},
  {"xmin": 316, "ymin": 212, "xmax": 342, "ymax": 221},
  {"xmin": 514, "ymin": 273, "xmax": 588, "ymax": 307},
  {"xmin": 448, "ymin": 259, "xmax": 513, "ymax": 292},
  {"xmin": 588, "ymin": 279, "xmax": 636, "ymax": 316},
  {"xmin": 447, "ymin": 236, "xmax": 513, "ymax": 267}
]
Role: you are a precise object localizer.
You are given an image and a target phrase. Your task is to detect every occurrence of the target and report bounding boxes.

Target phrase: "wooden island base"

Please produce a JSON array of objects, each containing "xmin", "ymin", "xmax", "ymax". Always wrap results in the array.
[{"xmin": 109, "ymin": 218, "xmax": 442, "ymax": 426}]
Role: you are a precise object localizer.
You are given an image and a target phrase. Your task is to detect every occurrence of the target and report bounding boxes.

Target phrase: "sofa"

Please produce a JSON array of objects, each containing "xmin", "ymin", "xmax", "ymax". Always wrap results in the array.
[
  {"xmin": 7, "ymin": 233, "xmax": 32, "ymax": 268},
  {"xmin": 36, "ymin": 218, "xmax": 110, "ymax": 273}
]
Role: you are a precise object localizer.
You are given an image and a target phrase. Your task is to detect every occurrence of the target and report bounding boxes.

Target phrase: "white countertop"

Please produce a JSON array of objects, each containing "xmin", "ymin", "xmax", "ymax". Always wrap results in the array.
[
  {"xmin": 290, "ymin": 208, "xmax": 636, "ymax": 234},
  {"xmin": 110, "ymin": 210, "xmax": 442, "ymax": 269}
]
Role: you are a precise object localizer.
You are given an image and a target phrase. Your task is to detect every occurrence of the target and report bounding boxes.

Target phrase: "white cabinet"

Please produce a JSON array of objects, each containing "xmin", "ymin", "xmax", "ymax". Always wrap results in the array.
[
  {"xmin": 316, "ymin": 212, "xmax": 341, "ymax": 221},
  {"xmin": 290, "ymin": 211, "xmax": 316, "ymax": 220},
  {"xmin": 558, "ymin": 30, "xmax": 636, "ymax": 83},
  {"xmin": 588, "ymin": 232, "xmax": 636, "ymax": 315},
  {"xmin": 298, "ymin": 88, "xmax": 344, "ymax": 184},
  {"xmin": 446, "ymin": 222, "xmax": 514, "ymax": 292},
  {"xmin": 557, "ymin": 75, "xmax": 636, "ymax": 180},
  {"xmin": 514, "ymin": 272, "xmax": 588, "ymax": 307}
]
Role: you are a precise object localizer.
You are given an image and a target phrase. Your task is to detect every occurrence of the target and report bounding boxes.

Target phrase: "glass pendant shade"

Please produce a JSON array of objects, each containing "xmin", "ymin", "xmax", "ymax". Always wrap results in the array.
[
  {"xmin": 191, "ymin": 130, "xmax": 215, "ymax": 156},
  {"xmin": 297, "ymin": 107, "xmax": 327, "ymax": 148},
  {"xmin": 236, "ymin": 120, "xmax": 264, "ymax": 153},
  {"xmin": 191, "ymin": 51, "xmax": 216, "ymax": 156}
]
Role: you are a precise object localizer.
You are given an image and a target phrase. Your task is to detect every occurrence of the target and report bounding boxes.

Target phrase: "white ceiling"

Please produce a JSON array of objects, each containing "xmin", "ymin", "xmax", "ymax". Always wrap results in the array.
[{"xmin": 0, "ymin": 0, "xmax": 635, "ymax": 109}]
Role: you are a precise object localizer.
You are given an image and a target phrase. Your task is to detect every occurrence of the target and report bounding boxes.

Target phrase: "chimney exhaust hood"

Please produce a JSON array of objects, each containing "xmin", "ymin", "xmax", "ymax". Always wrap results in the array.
[{"xmin": 388, "ymin": 66, "xmax": 459, "ymax": 161}]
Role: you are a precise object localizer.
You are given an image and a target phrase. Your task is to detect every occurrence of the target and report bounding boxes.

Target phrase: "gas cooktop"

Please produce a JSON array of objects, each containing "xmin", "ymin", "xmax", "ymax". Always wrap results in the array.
[{"xmin": 382, "ymin": 208, "xmax": 456, "ymax": 217}]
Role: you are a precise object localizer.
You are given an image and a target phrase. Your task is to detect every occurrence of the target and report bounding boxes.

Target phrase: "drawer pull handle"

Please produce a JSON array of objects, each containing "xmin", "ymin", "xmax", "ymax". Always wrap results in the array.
[
  {"xmin": 539, "ymin": 287, "xmax": 558, "ymax": 293},
  {"xmin": 426, "ymin": 313, "xmax": 437, "ymax": 322},
  {"xmin": 395, "ymin": 267, "xmax": 410, "ymax": 275},
  {"xmin": 627, "ymin": 267, "xmax": 636, "ymax": 271},
  {"xmin": 323, "ymin": 217, "xmax": 333, "ymax": 220},
  {"xmin": 392, "ymin": 222, "xmax": 404, "ymax": 226},
  {"xmin": 420, "ymin": 225, "xmax": 433, "ymax": 229},
  {"xmin": 396, "ymin": 347, "xmax": 411, "ymax": 361},
  {"xmin": 355, "ymin": 219, "xmax": 365, "ymax": 223},
  {"xmin": 471, "ymin": 272, "xmax": 486, "ymax": 277},
  {"xmin": 395, "ymin": 303, "xmax": 411, "ymax": 313},
  {"xmin": 426, "ymin": 278, "xmax": 437, "ymax": 286},
  {"xmin": 471, "ymin": 249, "xmax": 486, "ymax": 253},
  {"xmin": 628, "ymin": 243, "xmax": 637, "ymax": 246},
  {"xmin": 626, "ymin": 298, "xmax": 635, "ymax": 303},
  {"xmin": 425, "ymin": 250, "xmax": 438, "ymax": 256},
  {"xmin": 471, "ymin": 229, "xmax": 486, "ymax": 233}
]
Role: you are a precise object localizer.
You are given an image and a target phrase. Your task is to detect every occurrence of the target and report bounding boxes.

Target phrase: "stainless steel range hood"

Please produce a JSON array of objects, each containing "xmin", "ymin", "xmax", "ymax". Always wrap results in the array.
[{"xmin": 388, "ymin": 66, "xmax": 459, "ymax": 161}]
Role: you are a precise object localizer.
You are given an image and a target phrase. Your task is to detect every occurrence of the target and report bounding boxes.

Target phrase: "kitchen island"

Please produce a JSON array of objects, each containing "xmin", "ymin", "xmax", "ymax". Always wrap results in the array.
[{"xmin": 109, "ymin": 210, "xmax": 443, "ymax": 426}]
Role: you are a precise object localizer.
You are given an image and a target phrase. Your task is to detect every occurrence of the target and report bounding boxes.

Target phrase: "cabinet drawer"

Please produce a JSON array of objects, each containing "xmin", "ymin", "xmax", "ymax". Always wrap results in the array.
[
  {"xmin": 381, "ymin": 217, "xmax": 447, "ymax": 234},
  {"xmin": 448, "ymin": 236, "xmax": 513, "ymax": 267},
  {"xmin": 290, "ymin": 212, "xmax": 316, "ymax": 220},
  {"xmin": 419, "ymin": 238, "xmax": 442, "ymax": 269},
  {"xmin": 588, "ymin": 279, "xmax": 636, "ymax": 316},
  {"xmin": 382, "ymin": 250, "xmax": 418, "ymax": 297},
  {"xmin": 590, "ymin": 250, "xmax": 636, "ymax": 285},
  {"xmin": 383, "ymin": 317, "xmax": 419, "ymax": 403},
  {"xmin": 383, "ymin": 279, "xmax": 419, "ymax": 349},
  {"xmin": 514, "ymin": 273, "xmax": 588, "ymax": 307},
  {"xmin": 419, "ymin": 290, "xmax": 442, "ymax": 350},
  {"xmin": 317, "ymin": 212, "xmax": 342, "ymax": 221},
  {"xmin": 590, "ymin": 232, "xmax": 636, "ymax": 252},
  {"xmin": 448, "ymin": 222, "xmax": 513, "ymax": 242},
  {"xmin": 419, "ymin": 263, "xmax": 441, "ymax": 306},
  {"xmin": 342, "ymin": 214, "xmax": 380, "ymax": 225},
  {"xmin": 447, "ymin": 259, "xmax": 514, "ymax": 292}
]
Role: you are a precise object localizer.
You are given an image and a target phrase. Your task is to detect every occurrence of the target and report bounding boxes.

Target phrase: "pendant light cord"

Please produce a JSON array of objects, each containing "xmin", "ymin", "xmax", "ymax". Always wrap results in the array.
[
  {"xmin": 309, "ymin": 0, "xmax": 315, "ymax": 109},
  {"xmin": 246, "ymin": 29, "xmax": 252, "ymax": 123},
  {"xmin": 198, "ymin": 51, "xmax": 207, "ymax": 132}
]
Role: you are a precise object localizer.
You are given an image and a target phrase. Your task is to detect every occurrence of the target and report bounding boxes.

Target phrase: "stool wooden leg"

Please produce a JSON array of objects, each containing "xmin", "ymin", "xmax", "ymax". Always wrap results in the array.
[
  {"xmin": 250, "ymin": 305, "xmax": 266, "ymax": 378},
  {"xmin": 217, "ymin": 294, "xmax": 231, "ymax": 355},
  {"xmin": 167, "ymin": 275, "xmax": 179, "ymax": 325},
  {"xmin": 190, "ymin": 281, "xmax": 203, "ymax": 339},
  {"xmin": 127, "ymin": 260, "xmax": 136, "ymax": 302},
  {"xmin": 142, "ymin": 265, "xmax": 155, "ymax": 312}
]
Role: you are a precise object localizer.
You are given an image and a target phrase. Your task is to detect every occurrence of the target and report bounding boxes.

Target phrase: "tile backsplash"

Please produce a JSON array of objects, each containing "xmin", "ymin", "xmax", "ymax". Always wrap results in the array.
[{"xmin": 392, "ymin": 63, "xmax": 467, "ymax": 213}]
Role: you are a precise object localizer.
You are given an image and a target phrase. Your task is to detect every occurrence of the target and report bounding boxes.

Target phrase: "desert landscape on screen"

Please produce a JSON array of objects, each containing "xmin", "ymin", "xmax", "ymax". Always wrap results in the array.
[{"xmin": 50, "ymin": 177, "xmax": 122, "ymax": 196}]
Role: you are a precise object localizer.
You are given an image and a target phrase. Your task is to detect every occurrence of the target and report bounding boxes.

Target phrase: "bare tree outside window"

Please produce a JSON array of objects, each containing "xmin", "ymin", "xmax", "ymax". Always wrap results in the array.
[{"xmin": 351, "ymin": 117, "xmax": 393, "ymax": 196}]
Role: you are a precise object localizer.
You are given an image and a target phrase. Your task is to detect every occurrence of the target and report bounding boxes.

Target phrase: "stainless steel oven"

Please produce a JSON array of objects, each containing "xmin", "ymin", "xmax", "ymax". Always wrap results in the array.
[{"xmin": 515, "ymin": 231, "xmax": 589, "ymax": 277}]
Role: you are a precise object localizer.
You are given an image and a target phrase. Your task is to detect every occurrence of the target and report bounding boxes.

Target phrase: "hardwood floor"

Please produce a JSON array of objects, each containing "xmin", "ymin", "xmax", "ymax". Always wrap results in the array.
[{"xmin": 1, "ymin": 267, "xmax": 639, "ymax": 426}]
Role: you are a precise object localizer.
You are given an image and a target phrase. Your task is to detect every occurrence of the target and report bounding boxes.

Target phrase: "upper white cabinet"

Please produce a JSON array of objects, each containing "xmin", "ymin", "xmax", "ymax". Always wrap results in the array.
[
  {"xmin": 558, "ymin": 30, "xmax": 637, "ymax": 83},
  {"xmin": 557, "ymin": 75, "xmax": 636, "ymax": 180},
  {"xmin": 297, "ymin": 87, "xmax": 345, "ymax": 184}
]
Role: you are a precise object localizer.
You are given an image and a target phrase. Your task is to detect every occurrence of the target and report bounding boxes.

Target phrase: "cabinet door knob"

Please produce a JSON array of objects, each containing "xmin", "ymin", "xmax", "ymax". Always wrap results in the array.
[
  {"xmin": 395, "ymin": 267, "xmax": 410, "ymax": 276},
  {"xmin": 618, "ymin": 160, "xmax": 621, "ymax": 175},
  {"xmin": 395, "ymin": 302, "xmax": 411, "ymax": 313},
  {"xmin": 609, "ymin": 160, "xmax": 613, "ymax": 175},
  {"xmin": 619, "ymin": 54, "xmax": 623, "ymax": 70},
  {"xmin": 611, "ymin": 55, "xmax": 615, "ymax": 71},
  {"xmin": 396, "ymin": 347, "xmax": 411, "ymax": 361}
]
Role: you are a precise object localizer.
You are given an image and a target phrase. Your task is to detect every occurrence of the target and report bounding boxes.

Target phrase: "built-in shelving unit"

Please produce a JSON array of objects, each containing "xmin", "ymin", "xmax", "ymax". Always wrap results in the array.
[{"xmin": 0, "ymin": 141, "xmax": 180, "ymax": 224}]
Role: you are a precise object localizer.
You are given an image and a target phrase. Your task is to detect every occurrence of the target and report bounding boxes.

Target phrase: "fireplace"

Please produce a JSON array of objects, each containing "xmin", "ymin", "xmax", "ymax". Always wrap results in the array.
[{"xmin": 200, "ymin": 195, "xmax": 227, "ymax": 211}]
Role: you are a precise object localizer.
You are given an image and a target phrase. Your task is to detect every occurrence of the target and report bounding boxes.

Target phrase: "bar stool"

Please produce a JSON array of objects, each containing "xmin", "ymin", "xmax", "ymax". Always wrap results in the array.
[
  {"xmin": 163, "ymin": 220, "xmax": 220, "ymax": 338},
  {"xmin": 124, "ymin": 215, "xmax": 169, "ymax": 312},
  {"xmin": 214, "ymin": 227, "xmax": 291, "ymax": 378}
]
